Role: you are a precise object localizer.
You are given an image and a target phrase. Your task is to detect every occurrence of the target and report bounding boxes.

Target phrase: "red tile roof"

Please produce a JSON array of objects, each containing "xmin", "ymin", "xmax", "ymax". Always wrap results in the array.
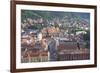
[{"xmin": 22, "ymin": 50, "xmax": 48, "ymax": 58}]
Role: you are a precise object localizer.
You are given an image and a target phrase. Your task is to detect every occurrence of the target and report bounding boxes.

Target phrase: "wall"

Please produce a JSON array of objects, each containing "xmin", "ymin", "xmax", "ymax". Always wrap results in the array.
[{"xmin": 0, "ymin": 0, "xmax": 100, "ymax": 73}]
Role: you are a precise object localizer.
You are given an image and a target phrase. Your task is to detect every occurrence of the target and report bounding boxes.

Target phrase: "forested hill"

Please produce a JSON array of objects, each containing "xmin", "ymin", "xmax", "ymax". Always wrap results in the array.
[{"xmin": 21, "ymin": 10, "xmax": 90, "ymax": 24}]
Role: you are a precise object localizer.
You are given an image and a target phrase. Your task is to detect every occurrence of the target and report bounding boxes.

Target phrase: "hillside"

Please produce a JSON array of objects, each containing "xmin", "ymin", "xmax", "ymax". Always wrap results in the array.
[{"xmin": 21, "ymin": 10, "xmax": 90, "ymax": 24}]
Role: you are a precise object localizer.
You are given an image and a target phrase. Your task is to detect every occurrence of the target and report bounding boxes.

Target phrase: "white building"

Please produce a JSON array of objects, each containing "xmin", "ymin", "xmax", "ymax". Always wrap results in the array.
[{"xmin": 37, "ymin": 32, "xmax": 42, "ymax": 41}]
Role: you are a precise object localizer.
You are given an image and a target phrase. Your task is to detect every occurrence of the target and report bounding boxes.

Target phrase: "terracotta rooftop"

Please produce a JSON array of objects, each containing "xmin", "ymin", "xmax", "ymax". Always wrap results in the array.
[{"xmin": 22, "ymin": 50, "xmax": 48, "ymax": 58}]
